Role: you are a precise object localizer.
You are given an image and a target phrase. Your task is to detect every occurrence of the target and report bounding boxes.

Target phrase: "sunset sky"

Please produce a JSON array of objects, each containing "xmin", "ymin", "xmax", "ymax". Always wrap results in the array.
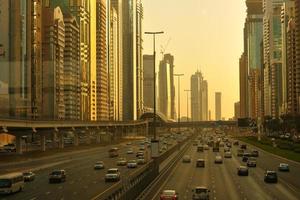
[{"xmin": 143, "ymin": 0, "xmax": 247, "ymax": 120}]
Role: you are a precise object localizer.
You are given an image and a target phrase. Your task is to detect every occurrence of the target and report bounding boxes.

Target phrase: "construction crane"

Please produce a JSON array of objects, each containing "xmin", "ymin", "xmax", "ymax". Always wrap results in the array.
[{"xmin": 160, "ymin": 37, "xmax": 171, "ymax": 58}]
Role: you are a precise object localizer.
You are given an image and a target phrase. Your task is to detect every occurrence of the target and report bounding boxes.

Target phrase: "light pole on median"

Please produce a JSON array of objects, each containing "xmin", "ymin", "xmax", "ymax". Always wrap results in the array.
[
  {"xmin": 174, "ymin": 74, "xmax": 184, "ymax": 132},
  {"xmin": 144, "ymin": 31, "xmax": 164, "ymax": 140},
  {"xmin": 184, "ymin": 89, "xmax": 191, "ymax": 122}
]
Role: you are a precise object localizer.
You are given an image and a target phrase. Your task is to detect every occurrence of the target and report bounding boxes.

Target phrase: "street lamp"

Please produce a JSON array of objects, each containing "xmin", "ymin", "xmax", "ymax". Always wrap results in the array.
[
  {"xmin": 174, "ymin": 74, "xmax": 184, "ymax": 132},
  {"xmin": 144, "ymin": 31, "xmax": 164, "ymax": 140},
  {"xmin": 184, "ymin": 89, "xmax": 191, "ymax": 122}
]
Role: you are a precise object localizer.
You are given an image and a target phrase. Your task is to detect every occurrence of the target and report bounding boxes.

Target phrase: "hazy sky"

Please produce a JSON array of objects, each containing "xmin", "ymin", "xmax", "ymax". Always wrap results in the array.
[{"xmin": 143, "ymin": 0, "xmax": 246, "ymax": 120}]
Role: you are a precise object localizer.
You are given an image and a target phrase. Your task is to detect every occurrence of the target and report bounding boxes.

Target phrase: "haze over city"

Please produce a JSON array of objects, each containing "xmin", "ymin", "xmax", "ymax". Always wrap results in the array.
[{"xmin": 144, "ymin": 0, "xmax": 246, "ymax": 119}]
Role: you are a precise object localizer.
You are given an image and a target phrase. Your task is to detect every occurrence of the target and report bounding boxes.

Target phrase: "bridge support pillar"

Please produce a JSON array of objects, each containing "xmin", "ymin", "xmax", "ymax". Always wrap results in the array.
[
  {"xmin": 86, "ymin": 131, "xmax": 92, "ymax": 144},
  {"xmin": 40, "ymin": 134, "xmax": 46, "ymax": 152},
  {"xmin": 74, "ymin": 132, "xmax": 79, "ymax": 146},
  {"xmin": 96, "ymin": 133, "xmax": 101, "ymax": 144},
  {"xmin": 145, "ymin": 123, "xmax": 149, "ymax": 136},
  {"xmin": 58, "ymin": 133, "xmax": 64, "ymax": 149},
  {"xmin": 16, "ymin": 135, "xmax": 23, "ymax": 154}
]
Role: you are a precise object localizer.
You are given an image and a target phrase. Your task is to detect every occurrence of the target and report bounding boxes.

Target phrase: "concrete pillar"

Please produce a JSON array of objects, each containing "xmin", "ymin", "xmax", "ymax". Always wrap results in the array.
[
  {"xmin": 59, "ymin": 133, "xmax": 64, "ymax": 149},
  {"xmin": 74, "ymin": 133, "xmax": 79, "ymax": 146},
  {"xmin": 96, "ymin": 133, "xmax": 101, "ymax": 143},
  {"xmin": 52, "ymin": 132, "xmax": 57, "ymax": 148},
  {"xmin": 86, "ymin": 132, "xmax": 91, "ymax": 144},
  {"xmin": 40, "ymin": 134, "xmax": 46, "ymax": 151},
  {"xmin": 145, "ymin": 123, "xmax": 149, "ymax": 136},
  {"xmin": 16, "ymin": 135, "xmax": 23, "ymax": 154}
]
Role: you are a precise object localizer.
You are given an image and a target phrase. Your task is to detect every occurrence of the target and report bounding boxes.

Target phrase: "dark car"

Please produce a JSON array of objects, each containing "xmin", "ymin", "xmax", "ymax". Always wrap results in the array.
[
  {"xmin": 23, "ymin": 171, "xmax": 35, "ymax": 182},
  {"xmin": 237, "ymin": 166, "xmax": 249, "ymax": 176},
  {"xmin": 49, "ymin": 170, "xmax": 66, "ymax": 183},
  {"xmin": 251, "ymin": 150, "xmax": 259, "ymax": 157},
  {"xmin": 212, "ymin": 147, "xmax": 219, "ymax": 152},
  {"xmin": 247, "ymin": 158, "xmax": 257, "ymax": 167},
  {"xmin": 264, "ymin": 171, "xmax": 278, "ymax": 183},
  {"xmin": 240, "ymin": 144, "xmax": 247, "ymax": 149},
  {"xmin": 196, "ymin": 159, "xmax": 205, "ymax": 168},
  {"xmin": 233, "ymin": 141, "xmax": 239, "ymax": 146}
]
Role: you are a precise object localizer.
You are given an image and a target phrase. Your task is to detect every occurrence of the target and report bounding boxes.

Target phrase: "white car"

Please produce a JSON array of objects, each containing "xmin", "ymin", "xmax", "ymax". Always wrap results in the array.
[
  {"xmin": 278, "ymin": 163, "xmax": 290, "ymax": 172},
  {"xmin": 94, "ymin": 161, "xmax": 104, "ymax": 169},
  {"xmin": 116, "ymin": 158, "xmax": 127, "ymax": 166},
  {"xmin": 127, "ymin": 148, "xmax": 134, "ymax": 154},
  {"xmin": 105, "ymin": 168, "xmax": 120, "ymax": 182},
  {"xmin": 214, "ymin": 155, "xmax": 223, "ymax": 164},
  {"xmin": 137, "ymin": 157, "xmax": 146, "ymax": 165},
  {"xmin": 224, "ymin": 151, "xmax": 232, "ymax": 158},
  {"xmin": 127, "ymin": 160, "xmax": 138, "ymax": 168},
  {"xmin": 182, "ymin": 155, "xmax": 192, "ymax": 163}
]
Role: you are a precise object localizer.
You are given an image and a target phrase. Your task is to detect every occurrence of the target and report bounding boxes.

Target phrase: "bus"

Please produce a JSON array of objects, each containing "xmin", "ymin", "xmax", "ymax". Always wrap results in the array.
[
  {"xmin": 108, "ymin": 147, "xmax": 119, "ymax": 158},
  {"xmin": 0, "ymin": 172, "xmax": 24, "ymax": 194}
]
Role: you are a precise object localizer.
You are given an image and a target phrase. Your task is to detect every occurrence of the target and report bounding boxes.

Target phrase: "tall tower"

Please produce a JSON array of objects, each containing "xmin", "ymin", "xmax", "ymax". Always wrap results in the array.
[{"xmin": 215, "ymin": 92, "xmax": 222, "ymax": 120}]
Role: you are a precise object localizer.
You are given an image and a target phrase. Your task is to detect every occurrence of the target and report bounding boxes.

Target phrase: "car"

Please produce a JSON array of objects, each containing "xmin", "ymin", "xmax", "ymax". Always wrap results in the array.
[
  {"xmin": 127, "ymin": 148, "xmax": 134, "ymax": 154},
  {"xmin": 126, "ymin": 142, "xmax": 132, "ymax": 145},
  {"xmin": 242, "ymin": 156, "xmax": 249, "ymax": 162},
  {"xmin": 237, "ymin": 166, "xmax": 249, "ymax": 176},
  {"xmin": 264, "ymin": 171, "xmax": 278, "ymax": 183},
  {"xmin": 137, "ymin": 157, "xmax": 146, "ymax": 165},
  {"xmin": 224, "ymin": 151, "xmax": 232, "ymax": 158},
  {"xmin": 116, "ymin": 158, "xmax": 127, "ymax": 166},
  {"xmin": 226, "ymin": 143, "xmax": 232, "ymax": 148},
  {"xmin": 196, "ymin": 159, "xmax": 205, "ymax": 167},
  {"xmin": 105, "ymin": 168, "xmax": 120, "ymax": 182},
  {"xmin": 240, "ymin": 144, "xmax": 247, "ymax": 149},
  {"xmin": 160, "ymin": 190, "xmax": 178, "ymax": 200},
  {"xmin": 247, "ymin": 158, "xmax": 257, "ymax": 167},
  {"xmin": 49, "ymin": 170, "xmax": 66, "ymax": 183},
  {"xmin": 127, "ymin": 160, "xmax": 138, "ymax": 168},
  {"xmin": 224, "ymin": 147, "xmax": 230, "ymax": 152},
  {"xmin": 278, "ymin": 163, "xmax": 290, "ymax": 172},
  {"xmin": 192, "ymin": 186, "xmax": 210, "ymax": 200},
  {"xmin": 215, "ymin": 155, "xmax": 223, "ymax": 164},
  {"xmin": 136, "ymin": 151, "xmax": 144, "ymax": 157},
  {"xmin": 251, "ymin": 150, "xmax": 259, "ymax": 157},
  {"xmin": 23, "ymin": 171, "xmax": 35, "ymax": 182},
  {"xmin": 197, "ymin": 145, "xmax": 204, "ymax": 152},
  {"xmin": 94, "ymin": 161, "xmax": 105, "ymax": 169},
  {"xmin": 237, "ymin": 149, "xmax": 244, "ymax": 157},
  {"xmin": 233, "ymin": 141, "xmax": 239, "ymax": 146},
  {"xmin": 203, "ymin": 144, "xmax": 209, "ymax": 150},
  {"xmin": 139, "ymin": 146, "xmax": 145, "ymax": 151},
  {"xmin": 182, "ymin": 155, "xmax": 192, "ymax": 163},
  {"xmin": 219, "ymin": 142, "xmax": 225, "ymax": 147},
  {"xmin": 212, "ymin": 147, "xmax": 219, "ymax": 152}
]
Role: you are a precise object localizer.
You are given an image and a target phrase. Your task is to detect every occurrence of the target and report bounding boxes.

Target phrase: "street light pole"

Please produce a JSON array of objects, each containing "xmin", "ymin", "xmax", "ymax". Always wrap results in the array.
[
  {"xmin": 145, "ymin": 31, "xmax": 164, "ymax": 140},
  {"xmin": 184, "ymin": 89, "xmax": 191, "ymax": 122},
  {"xmin": 174, "ymin": 74, "xmax": 184, "ymax": 132}
]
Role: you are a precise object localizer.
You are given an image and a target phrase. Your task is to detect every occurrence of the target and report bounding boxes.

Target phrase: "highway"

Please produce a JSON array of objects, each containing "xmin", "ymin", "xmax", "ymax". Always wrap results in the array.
[
  {"xmin": 153, "ymin": 139, "xmax": 300, "ymax": 200},
  {"xmin": 0, "ymin": 140, "xmax": 151, "ymax": 200}
]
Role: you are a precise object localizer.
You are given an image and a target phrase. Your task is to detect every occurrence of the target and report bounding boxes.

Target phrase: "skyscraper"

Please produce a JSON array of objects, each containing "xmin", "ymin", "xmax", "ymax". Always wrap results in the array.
[
  {"xmin": 8, "ymin": 0, "xmax": 43, "ymax": 119},
  {"xmin": 234, "ymin": 102, "xmax": 241, "ymax": 120},
  {"xmin": 42, "ymin": 6, "xmax": 65, "ymax": 119},
  {"xmin": 158, "ymin": 54, "xmax": 175, "ymax": 119},
  {"xmin": 143, "ymin": 55, "xmax": 155, "ymax": 109},
  {"xmin": 190, "ymin": 71, "xmax": 208, "ymax": 121},
  {"xmin": 63, "ymin": 14, "xmax": 81, "ymax": 120},
  {"xmin": 109, "ymin": 0, "xmax": 123, "ymax": 121},
  {"xmin": 122, "ymin": 0, "xmax": 143, "ymax": 120},
  {"xmin": 96, "ymin": 0, "xmax": 108, "ymax": 121},
  {"xmin": 296, "ymin": 0, "xmax": 300, "ymax": 113},
  {"xmin": 215, "ymin": 92, "xmax": 222, "ymax": 120},
  {"xmin": 239, "ymin": 52, "xmax": 249, "ymax": 118}
]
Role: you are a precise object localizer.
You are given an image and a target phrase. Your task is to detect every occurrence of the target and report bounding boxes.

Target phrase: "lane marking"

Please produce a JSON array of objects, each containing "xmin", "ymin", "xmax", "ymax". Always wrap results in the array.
[{"xmin": 46, "ymin": 191, "xmax": 51, "ymax": 195}]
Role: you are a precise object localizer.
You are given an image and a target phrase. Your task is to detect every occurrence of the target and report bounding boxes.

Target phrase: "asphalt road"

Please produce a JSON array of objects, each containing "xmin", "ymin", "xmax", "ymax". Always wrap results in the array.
[
  {"xmin": 0, "ymin": 141, "xmax": 147, "ymax": 200},
  {"xmin": 155, "ymin": 141, "xmax": 300, "ymax": 200}
]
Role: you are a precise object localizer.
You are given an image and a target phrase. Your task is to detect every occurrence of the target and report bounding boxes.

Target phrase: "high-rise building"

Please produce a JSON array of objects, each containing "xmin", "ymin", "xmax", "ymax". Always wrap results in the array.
[
  {"xmin": 263, "ymin": 0, "xmax": 285, "ymax": 118},
  {"xmin": 239, "ymin": 52, "xmax": 249, "ymax": 118},
  {"xmin": 245, "ymin": 0, "xmax": 263, "ymax": 119},
  {"xmin": 215, "ymin": 92, "xmax": 222, "ymax": 120},
  {"xmin": 48, "ymin": 0, "xmax": 91, "ymax": 121},
  {"xmin": 190, "ymin": 71, "xmax": 208, "ymax": 121},
  {"xmin": 63, "ymin": 14, "xmax": 81, "ymax": 120},
  {"xmin": 42, "ymin": 7, "xmax": 65, "ymax": 119},
  {"xmin": 296, "ymin": 0, "xmax": 300, "ymax": 113},
  {"xmin": 109, "ymin": 0, "xmax": 123, "ymax": 121},
  {"xmin": 143, "ymin": 55, "xmax": 154, "ymax": 109},
  {"xmin": 95, "ymin": 0, "xmax": 108, "ymax": 121},
  {"xmin": 0, "ymin": 0, "xmax": 9, "ymax": 117},
  {"xmin": 234, "ymin": 102, "xmax": 241, "ymax": 120},
  {"xmin": 122, "ymin": 0, "xmax": 143, "ymax": 120},
  {"xmin": 158, "ymin": 54, "xmax": 175, "ymax": 119},
  {"xmin": 8, "ymin": 0, "xmax": 43, "ymax": 119}
]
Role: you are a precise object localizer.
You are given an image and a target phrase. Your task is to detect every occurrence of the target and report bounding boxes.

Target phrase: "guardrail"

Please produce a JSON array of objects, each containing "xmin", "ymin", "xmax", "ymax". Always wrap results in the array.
[{"xmin": 92, "ymin": 136, "xmax": 191, "ymax": 200}]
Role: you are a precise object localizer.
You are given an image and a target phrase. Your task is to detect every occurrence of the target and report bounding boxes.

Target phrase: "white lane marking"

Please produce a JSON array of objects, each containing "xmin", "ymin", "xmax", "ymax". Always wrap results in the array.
[
  {"xmin": 30, "ymin": 198, "xmax": 37, "ymax": 200},
  {"xmin": 46, "ymin": 191, "xmax": 51, "ymax": 195},
  {"xmin": 93, "ymin": 181, "xmax": 97, "ymax": 184},
  {"xmin": 58, "ymin": 186, "xmax": 63, "ymax": 189},
  {"xmin": 73, "ymin": 192, "xmax": 77, "ymax": 195}
]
